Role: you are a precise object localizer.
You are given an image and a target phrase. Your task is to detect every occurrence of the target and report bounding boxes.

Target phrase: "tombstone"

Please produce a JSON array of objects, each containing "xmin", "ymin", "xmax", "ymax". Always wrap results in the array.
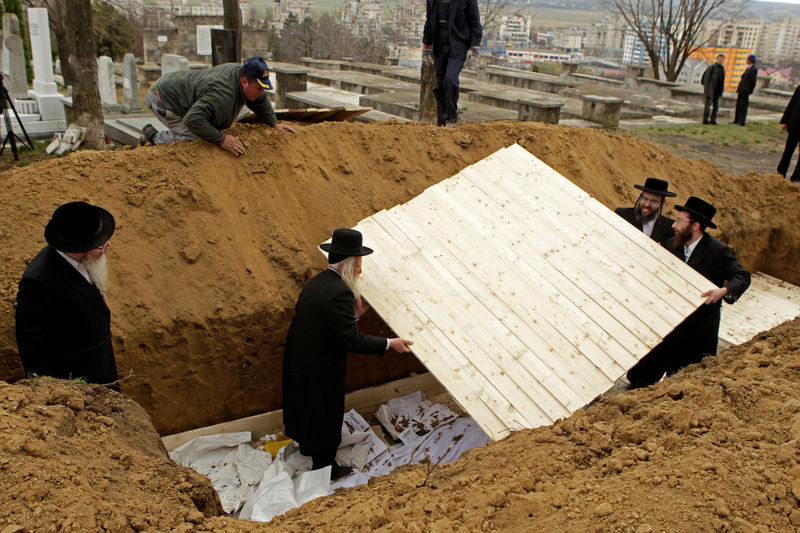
[
  {"xmin": 55, "ymin": 59, "xmax": 62, "ymax": 74},
  {"xmin": 476, "ymin": 55, "xmax": 491, "ymax": 82},
  {"xmin": 161, "ymin": 54, "xmax": 189, "ymax": 76},
  {"xmin": 273, "ymin": 65, "xmax": 307, "ymax": 109},
  {"xmin": 121, "ymin": 53, "xmax": 140, "ymax": 111},
  {"xmin": 211, "ymin": 29, "xmax": 237, "ymax": 66},
  {"xmin": 2, "ymin": 14, "xmax": 28, "ymax": 98},
  {"xmin": 97, "ymin": 56, "xmax": 117, "ymax": 106},
  {"xmin": 581, "ymin": 95, "xmax": 622, "ymax": 128},
  {"xmin": 419, "ymin": 55, "xmax": 437, "ymax": 124},
  {"xmin": 624, "ymin": 63, "xmax": 645, "ymax": 89},
  {"xmin": 518, "ymin": 100, "xmax": 562, "ymax": 124},
  {"xmin": 26, "ymin": 8, "xmax": 65, "ymax": 121}
]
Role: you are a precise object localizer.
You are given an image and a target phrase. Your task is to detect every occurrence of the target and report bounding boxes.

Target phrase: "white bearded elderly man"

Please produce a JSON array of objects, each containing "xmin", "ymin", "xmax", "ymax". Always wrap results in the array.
[
  {"xmin": 282, "ymin": 228, "xmax": 413, "ymax": 480},
  {"xmin": 15, "ymin": 201, "xmax": 120, "ymax": 390}
]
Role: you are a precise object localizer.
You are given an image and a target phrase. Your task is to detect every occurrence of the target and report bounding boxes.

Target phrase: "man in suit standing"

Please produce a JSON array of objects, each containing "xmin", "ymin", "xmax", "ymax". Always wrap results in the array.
[
  {"xmin": 422, "ymin": 0, "xmax": 482, "ymax": 127},
  {"xmin": 627, "ymin": 197, "xmax": 750, "ymax": 389},
  {"xmin": 701, "ymin": 54, "xmax": 725, "ymax": 125},
  {"xmin": 777, "ymin": 82, "xmax": 800, "ymax": 183},
  {"xmin": 16, "ymin": 201, "xmax": 119, "ymax": 389},
  {"xmin": 282, "ymin": 228, "xmax": 413, "ymax": 480},
  {"xmin": 614, "ymin": 177, "xmax": 677, "ymax": 248},
  {"xmin": 732, "ymin": 55, "xmax": 758, "ymax": 126}
]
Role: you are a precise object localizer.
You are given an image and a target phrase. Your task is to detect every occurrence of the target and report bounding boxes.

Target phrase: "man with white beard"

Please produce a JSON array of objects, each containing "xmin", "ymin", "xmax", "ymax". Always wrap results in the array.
[
  {"xmin": 614, "ymin": 177, "xmax": 677, "ymax": 248},
  {"xmin": 15, "ymin": 201, "xmax": 120, "ymax": 390},
  {"xmin": 282, "ymin": 228, "xmax": 413, "ymax": 480}
]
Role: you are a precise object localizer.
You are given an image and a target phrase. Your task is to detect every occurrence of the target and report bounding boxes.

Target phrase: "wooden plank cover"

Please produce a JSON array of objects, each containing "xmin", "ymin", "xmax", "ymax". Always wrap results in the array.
[
  {"xmin": 338, "ymin": 144, "xmax": 716, "ymax": 441},
  {"xmin": 718, "ymin": 272, "xmax": 800, "ymax": 352}
]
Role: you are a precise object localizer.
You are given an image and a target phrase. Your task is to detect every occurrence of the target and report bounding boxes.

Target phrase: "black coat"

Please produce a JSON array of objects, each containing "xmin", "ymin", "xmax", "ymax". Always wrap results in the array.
[
  {"xmin": 15, "ymin": 245, "xmax": 118, "ymax": 385},
  {"xmin": 781, "ymin": 84, "xmax": 800, "ymax": 134},
  {"xmin": 614, "ymin": 207, "xmax": 675, "ymax": 248},
  {"xmin": 422, "ymin": 0, "xmax": 482, "ymax": 53},
  {"xmin": 702, "ymin": 63, "xmax": 725, "ymax": 98},
  {"xmin": 737, "ymin": 64, "xmax": 757, "ymax": 95},
  {"xmin": 282, "ymin": 268, "xmax": 387, "ymax": 455}
]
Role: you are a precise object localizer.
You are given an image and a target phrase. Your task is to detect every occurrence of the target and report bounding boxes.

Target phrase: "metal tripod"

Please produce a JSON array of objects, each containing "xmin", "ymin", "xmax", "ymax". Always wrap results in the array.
[{"xmin": 0, "ymin": 73, "xmax": 33, "ymax": 160}]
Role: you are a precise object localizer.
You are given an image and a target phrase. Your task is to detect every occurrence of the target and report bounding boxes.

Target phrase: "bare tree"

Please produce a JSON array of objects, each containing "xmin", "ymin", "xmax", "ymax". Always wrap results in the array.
[
  {"xmin": 479, "ymin": 0, "xmax": 521, "ymax": 42},
  {"xmin": 65, "ymin": 0, "xmax": 104, "ymax": 149},
  {"xmin": 606, "ymin": 0, "xmax": 746, "ymax": 81}
]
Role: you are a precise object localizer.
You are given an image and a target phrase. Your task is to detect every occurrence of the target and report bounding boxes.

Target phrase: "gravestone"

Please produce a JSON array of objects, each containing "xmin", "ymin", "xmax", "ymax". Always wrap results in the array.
[
  {"xmin": 2, "ymin": 14, "xmax": 28, "ymax": 98},
  {"xmin": 211, "ymin": 29, "xmax": 237, "ymax": 66},
  {"xmin": 97, "ymin": 55, "xmax": 117, "ymax": 106},
  {"xmin": 122, "ymin": 53, "xmax": 140, "ymax": 111},
  {"xmin": 26, "ymin": 8, "xmax": 65, "ymax": 121},
  {"xmin": 161, "ymin": 54, "xmax": 189, "ymax": 76},
  {"xmin": 273, "ymin": 65, "xmax": 307, "ymax": 109},
  {"xmin": 419, "ymin": 55, "xmax": 436, "ymax": 124}
]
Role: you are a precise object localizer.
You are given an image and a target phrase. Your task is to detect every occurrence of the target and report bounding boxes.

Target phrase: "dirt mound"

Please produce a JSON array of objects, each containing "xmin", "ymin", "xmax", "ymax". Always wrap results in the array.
[
  {"xmin": 1, "ymin": 121, "xmax": 799, "ymax": 436},
  {"xmin": 3, "ymin": 320, "xmax": 799, "ymax": 531},
  {"xmin": 0, "ymin": 377, "xmax": 223, "ymax": 532}
]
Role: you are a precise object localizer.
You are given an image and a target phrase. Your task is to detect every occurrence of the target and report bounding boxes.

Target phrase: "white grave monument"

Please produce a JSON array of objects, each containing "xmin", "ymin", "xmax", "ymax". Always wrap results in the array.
[
  {"xmin": 2, "ymin": 14, "xmax": 28, "ymax": 98},
  {"xmin": 26, "ymin": 7, "xmax": 65, "ymax": 122},
  {"xmin": 97, "ymin": 55, "xmax": 117, "ymax": 106}
]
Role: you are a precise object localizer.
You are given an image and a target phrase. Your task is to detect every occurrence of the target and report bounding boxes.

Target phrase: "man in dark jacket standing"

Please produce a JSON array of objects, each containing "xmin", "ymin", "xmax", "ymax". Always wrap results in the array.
[
  {"xmin": 16, "ymin": 202, "xmax": 120, "ymax": 389},
  {"xmin": 701, "ymin": 54, "xmax": 725, "ymax": 125},
  {"xmin": 141, "ymin": 56, "xmax": 295, "ymax": 155},
  {"xmin": 422, "ymin": 0, "xmax": 482, "ymax": 127},
  {"xmin": 282, "ymin": 228, "xmax": 413, "ymax": 479},
  {"xmin": 778, "ymin": 83, "xmax": 800, "ymax": 182},
  {"xmin": 732, "ymin": 54, "xmax": 758, "ymax": 126},
  {"xmin": 627, "ymin": 197, "xmax": 750, "ymax": 389},
  {"xmin": 614, "ymin": 177, "xmax": 677, "ymax": 248}
]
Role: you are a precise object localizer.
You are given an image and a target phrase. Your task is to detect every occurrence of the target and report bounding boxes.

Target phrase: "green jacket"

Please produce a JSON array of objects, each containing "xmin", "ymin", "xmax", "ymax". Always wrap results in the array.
[{"xmin": 153, "ymin": 63, "xmax": 277, "ymax": 144}]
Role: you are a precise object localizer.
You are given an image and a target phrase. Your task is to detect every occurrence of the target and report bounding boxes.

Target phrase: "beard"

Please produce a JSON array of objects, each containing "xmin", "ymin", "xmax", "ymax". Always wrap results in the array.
[
  {"xmin": 671, "ymin": 225, "xmax": 693, "ymax": 249},
  {"xmin": 633, "ymin": 202, "xmax": 659, "ymax": 225},
  {"xmin": 339, "ymin": 257, "xmax": 362, "ymax": 300},
  {"xmin": 83, "ymin": 253, "xmax": 109, "ymax": 295}
]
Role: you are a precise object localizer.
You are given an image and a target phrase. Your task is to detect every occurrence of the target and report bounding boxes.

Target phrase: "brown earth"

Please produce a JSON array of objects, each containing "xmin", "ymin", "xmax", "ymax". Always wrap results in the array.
[
  {"xmin": 2, "ymin": 319, "xmax": 800, "ymax": 532},
  {"xmin": 1, "ymin": 121, "xmax": 800, "ymax": 438}
]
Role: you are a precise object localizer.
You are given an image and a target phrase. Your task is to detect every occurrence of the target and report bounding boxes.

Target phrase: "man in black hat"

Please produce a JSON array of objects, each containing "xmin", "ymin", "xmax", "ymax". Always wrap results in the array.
[
  {"xmin": 15, "ymin": 201, "xmax": 120, "ymax": 389},
  {"xmin": 732, "ymin": 54, "xmax": 757, "ymax": 126},
  {"xmin": 615, "ymin": 177, "xmax": 677, "ymax": 248},
  {"xmin": 627, "ymin": 196, "xmax": 750, "ymax": 388},
  {"xmin": 282, "ymin": 228, "xmax": 413, "ymax": 480},
  {"xmin": 777, "ymin": 82, "xmax": 800, "ymax": 183},
  {"xmin": 139, "ymin": 56, "xmax": 295, "ymax": 155},
  {"xmin": 422, "ymin": 0, "xmax": 482, "ymax": 127}
]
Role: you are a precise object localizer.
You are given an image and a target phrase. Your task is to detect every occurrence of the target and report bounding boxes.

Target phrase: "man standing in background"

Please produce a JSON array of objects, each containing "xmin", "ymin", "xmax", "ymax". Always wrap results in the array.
[
  {"xmin": 702, "ymin": 54, "xmax": 725, "ymax": 125},
  {"xmin": 732, "ymin": 55, "xmax": 757, "ymax": 126}
]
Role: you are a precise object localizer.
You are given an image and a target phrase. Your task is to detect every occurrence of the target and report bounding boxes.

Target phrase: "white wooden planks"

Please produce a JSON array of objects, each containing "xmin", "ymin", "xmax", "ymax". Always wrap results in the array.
[
  {"xmin": 718, "ymin": 272, "xmax": 800, "ymax": 352},
  {"xmin": 338, "ymin": 144, "xmax": 717, "ymax": 441}
]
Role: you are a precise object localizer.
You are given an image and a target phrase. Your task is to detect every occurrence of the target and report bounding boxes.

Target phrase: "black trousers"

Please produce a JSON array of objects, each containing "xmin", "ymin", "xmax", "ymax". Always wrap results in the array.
[
  {"xmin": 433, "ymin": 49, "xmax": 467, "ymax": 126},
  {"xmin": 733, "ymin": 93, "xmax": 750, "ymax": 125},
  {"xmin": 703, "ymin": 95, "xmax": 720, "ymax": 124},
  {"xmin": 778, "ymin": 129, "xmax": 800, "ymax": 182}
]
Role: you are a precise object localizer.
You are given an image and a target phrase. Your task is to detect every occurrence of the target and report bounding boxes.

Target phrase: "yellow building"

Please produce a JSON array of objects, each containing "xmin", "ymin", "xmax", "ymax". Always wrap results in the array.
[{"xmin": 690, "ymin": 47, "xmax": 752, "ymax": 93}]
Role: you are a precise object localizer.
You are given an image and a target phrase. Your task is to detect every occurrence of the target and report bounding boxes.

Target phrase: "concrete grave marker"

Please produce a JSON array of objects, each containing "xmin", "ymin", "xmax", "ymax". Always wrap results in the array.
[
  {"xmin": 122, "ymin": 53, "xmax": 140, "ymax": 111},
  {"xmin": 97, "ymin": 55, "xmax": 117, "ymax": 106},
  {"xmin": 26, "ymin": 7, "xmax": 65, "ymax": 122},
  {"xmin": 2, "ymin": 14, "xmax": 28, "ymax": 98},
  {"xmin": 161, "ymin": 54, "xmax": 189, "ymax": 76}
]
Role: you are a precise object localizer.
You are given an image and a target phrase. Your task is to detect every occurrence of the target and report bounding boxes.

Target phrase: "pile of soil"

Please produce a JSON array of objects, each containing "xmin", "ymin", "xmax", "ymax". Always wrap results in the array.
[
  {"xmin": 1, "ymin": 121, "xmax": 799, "ymax": 438},
  {"xmin": 3, "ymin": 318, "xmax": 799, "ymax": 531}
]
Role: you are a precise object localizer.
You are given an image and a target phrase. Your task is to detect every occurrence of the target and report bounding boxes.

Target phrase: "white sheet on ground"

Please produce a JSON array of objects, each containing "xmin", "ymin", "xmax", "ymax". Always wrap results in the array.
[{"xmin": 169, "ymin": 391, "xmax": 489, "ymax": 522}]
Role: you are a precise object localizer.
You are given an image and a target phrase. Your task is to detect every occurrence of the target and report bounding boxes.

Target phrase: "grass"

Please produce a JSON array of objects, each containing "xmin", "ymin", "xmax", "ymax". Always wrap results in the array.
[
  {"xmin": 626, "ymin": 120, "xmax": 785, "ymax": 150},
  {"xmin": 0, "ymin": 138, "xmax": 50, "ymax": 171}
]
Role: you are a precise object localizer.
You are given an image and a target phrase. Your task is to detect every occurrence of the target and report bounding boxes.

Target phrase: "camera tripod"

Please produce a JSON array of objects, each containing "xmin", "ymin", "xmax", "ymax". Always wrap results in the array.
[{"xmin": 0, "ymin": 73, "xmax": 33, "ymax": 160}]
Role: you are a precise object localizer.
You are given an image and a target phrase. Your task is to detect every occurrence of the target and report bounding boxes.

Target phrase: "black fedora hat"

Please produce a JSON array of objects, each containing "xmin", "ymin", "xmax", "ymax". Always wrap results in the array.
[
  {"xmin": 320, "ymin": 228, "xmax": 373, "ymax": 263},
  {"xmin": 675, "ymin": 196, "xmax": 717, "ymax": 229},
  {"xmin": 634, "ymin": 177, "xmax": 677, "ymax": 197},
  {"xmin": 44, "ymin": 201, "xmax": 116, "ymax": 253}
]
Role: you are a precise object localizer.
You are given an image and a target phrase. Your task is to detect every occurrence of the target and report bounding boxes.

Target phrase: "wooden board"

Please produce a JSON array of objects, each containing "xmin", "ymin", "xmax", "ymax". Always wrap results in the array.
[
  {"xmin": 273, "ymin": 107, "xmax": 371, "ymax": 122},
  {"xmin": 345, "ymin": 144, "xmax": 716, "ymax": 441},
  {"xmin": 718, "ymin": 272, "xmax": 800, "ymax": 352}
]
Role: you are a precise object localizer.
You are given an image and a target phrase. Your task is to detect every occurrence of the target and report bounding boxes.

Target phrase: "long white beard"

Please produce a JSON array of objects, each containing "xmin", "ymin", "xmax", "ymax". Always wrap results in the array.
[
  {"xmin": 84, "ymin": 253, "xmax": 109, "ymax": 295},
  {"xmin": 339, "ymin": 258, "xmax": 361, "ymax": 300}
]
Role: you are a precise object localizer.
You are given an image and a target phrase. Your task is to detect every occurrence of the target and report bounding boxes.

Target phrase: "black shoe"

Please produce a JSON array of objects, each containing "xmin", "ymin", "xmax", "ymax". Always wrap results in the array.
[
  {"xmin": 702, "ymin": 120, "xmax": 709, "ymax": 124},
  {"xmin": 138, "ymin": 124, "xmax": 157, "ymax": 146},
  {"xmin": 331, "ymin": 464, "xmax": 352, "ymax": 480},
  {"xmin": 709, "ymin": 121, "xmax": 718, "ymax": 125}
]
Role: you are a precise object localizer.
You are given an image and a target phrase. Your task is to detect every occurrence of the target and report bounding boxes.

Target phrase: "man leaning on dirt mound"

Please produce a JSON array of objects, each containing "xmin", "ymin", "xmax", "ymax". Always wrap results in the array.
[{"xmin": 139, "ymin": 56, "xmax": 295, "ymax": 156}]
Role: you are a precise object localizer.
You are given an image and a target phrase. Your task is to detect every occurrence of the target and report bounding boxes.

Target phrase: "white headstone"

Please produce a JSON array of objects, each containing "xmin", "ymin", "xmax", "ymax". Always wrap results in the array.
[
  {"xmin": 196, "ymin": 25, "xmax": 223, "ymax": 57},
  {"xmin": 161, "ymin": 54, "xmax": 189, "ymax": 76},
  {"xmin": 97, "ymin": 55, "xmax": 117, "ymax": 106},
  {"xmin": 26, "ymin": 7, "xmax": 57, "ymax": 95},
  {"xmin": 2, "ymin": 14, "xmax": 28, "ymax": 98},
  {"xmin": 122, "ymin": 53, "xmax": 139, "ymax": 109}
]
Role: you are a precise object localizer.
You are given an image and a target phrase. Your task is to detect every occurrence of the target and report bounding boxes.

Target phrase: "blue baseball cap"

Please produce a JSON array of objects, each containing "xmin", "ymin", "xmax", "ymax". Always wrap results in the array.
[{"xmin": 242, "ymin": 57, "xmax": 272, "ymax": 90}]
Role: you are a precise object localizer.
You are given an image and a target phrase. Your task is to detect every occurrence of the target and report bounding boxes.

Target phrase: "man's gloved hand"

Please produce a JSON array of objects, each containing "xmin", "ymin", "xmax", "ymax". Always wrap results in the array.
[
  {"xmin": 422, "ymin": 47, "xmax": 433, "ymax": 58},
  {"xmin": 470, "ymin": 46, "xmax": 480, "ymax": 57}
]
